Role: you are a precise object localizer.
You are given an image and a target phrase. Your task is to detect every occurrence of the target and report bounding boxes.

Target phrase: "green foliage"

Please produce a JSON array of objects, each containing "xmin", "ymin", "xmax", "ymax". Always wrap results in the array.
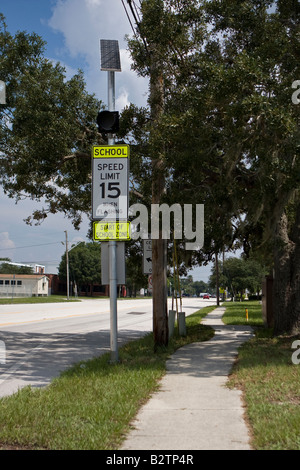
[
  {"xmin": 125, "ymin": 240, "xmax": 148, "ymax": 295},
  {"xmin": 127, "ymin": 1, "xmax": 299, "ymax": 290},
  {"xmin": 0, "ymin": 15, "xmax": 103, "ymax": 228},
  {"xmin": 0, "ymin": 262, "xmax": 33, "ymax": 274},
  {"xmin": 209, "ymin": 256, "xmax": 267, "ymax": 296},
  {"xmin": 178, "ymin": 276, "xmax": 209, "ymax": 296},
  {"xmin": 58, "ymin": 242, "xmax": 101, "ymax": 287},
  {"xmin": 199, "ymin": 0, "xmax": 300, "ymax": 251}
]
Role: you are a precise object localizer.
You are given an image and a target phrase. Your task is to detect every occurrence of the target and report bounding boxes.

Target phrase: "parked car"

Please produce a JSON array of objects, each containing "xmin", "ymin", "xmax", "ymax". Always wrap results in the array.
[{"xmin": 203, "ymin": 294, "xmax": 210, "ymax": 299}]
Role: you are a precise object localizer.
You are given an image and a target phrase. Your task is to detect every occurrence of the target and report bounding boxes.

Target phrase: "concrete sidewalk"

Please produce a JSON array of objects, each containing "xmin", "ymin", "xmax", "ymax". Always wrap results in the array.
[{"xmin": 121, "ymin": 306, "xmax": 254, "ymax": 450}]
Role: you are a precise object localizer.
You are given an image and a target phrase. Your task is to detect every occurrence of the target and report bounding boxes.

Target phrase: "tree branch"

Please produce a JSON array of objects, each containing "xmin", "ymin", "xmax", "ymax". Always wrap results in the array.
[{"xmin": 63, "ymin": 151, "xmax": 90, "ymax": 162}]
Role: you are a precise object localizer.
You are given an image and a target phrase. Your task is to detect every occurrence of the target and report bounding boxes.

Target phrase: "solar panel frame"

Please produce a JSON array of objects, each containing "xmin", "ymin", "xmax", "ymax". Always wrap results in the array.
[{"xmin": 100, "ymin": 39, "xmax": 121, "ymax": 72}]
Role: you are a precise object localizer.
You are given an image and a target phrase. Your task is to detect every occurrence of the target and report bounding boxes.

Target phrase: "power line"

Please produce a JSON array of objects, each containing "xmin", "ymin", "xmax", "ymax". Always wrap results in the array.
[
  {"xmin": 132, "ymin": 0, "xmax": 142, "ymax": 24},
  {"xmin": 121, "ymin": 0, "xmax": 138, "ymax": 38},
  {"xmin": 127, "ymin": 0, "xmax": 140, "ymax": 26},
  {"xmin": 16, "ymin": 260, "xmax": 61, "ymax": 264},
  {"xmin": 121, "ymin": 0, "xmax": 150, "ymax": 58},
  {"xmin": 0, "ymin": 241, "xmax": 62, "ymax": 251}
]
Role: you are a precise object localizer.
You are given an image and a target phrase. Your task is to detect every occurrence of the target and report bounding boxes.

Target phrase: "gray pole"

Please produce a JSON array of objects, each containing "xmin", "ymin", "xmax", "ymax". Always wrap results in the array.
[
  {"xmin": 65, "ymin": 231, "xmax": 69, "ymax": 300},
  {"xmin": 108, "ymin": 70, "xmax": 118, "ymax": 362}
]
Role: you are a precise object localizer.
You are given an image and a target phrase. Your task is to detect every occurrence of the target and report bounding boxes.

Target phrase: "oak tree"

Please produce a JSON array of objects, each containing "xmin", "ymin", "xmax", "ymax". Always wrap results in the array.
[{"xmin": 0, "ymin": 14, "xmax": 103, "ymax": 229}]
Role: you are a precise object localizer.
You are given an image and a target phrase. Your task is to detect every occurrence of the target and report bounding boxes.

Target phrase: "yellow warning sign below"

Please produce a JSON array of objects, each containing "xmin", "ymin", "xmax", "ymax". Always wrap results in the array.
[{"xmin": 93, "ymin": 221, "xmax": 131, "ymax": 241}]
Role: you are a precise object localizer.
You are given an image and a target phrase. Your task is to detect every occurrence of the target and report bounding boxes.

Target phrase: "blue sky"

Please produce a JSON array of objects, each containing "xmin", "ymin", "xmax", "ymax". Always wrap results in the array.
[{"xmin": 0, "ymin": 0, "xmax": 212, "ymax": 281}]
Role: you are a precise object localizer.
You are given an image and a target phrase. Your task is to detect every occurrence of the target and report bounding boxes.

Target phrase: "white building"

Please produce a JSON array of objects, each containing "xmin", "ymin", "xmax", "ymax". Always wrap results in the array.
[
  {"xmin": 0, "ymin": 274, "xmax": 49, "ymax": 298},
  {"xmin": 0, "ymin": 261, "xmax": 45, "ymax": 274}
]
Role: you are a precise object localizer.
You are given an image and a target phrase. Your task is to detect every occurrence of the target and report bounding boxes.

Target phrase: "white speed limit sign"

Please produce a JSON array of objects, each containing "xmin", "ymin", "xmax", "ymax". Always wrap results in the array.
[{"xmin": 92, "ymin": 145, "xmax": 129, "ymax": 220}]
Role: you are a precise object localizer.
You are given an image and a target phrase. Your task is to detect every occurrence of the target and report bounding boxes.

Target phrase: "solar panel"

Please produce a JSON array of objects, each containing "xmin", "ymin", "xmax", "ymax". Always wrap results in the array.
[{"xmin": 100, "ymin": 40, "xmax": 121, "ymax": 72}]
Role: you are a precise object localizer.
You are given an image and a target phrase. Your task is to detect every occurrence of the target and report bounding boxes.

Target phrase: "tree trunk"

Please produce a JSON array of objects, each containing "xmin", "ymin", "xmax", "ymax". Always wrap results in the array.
[
  {"xmin": 273, "ymin": 205, "xmax": 300, "ymax": 335},
  {"xmin": 149, "ymin": 38, "xmax": 168, "ymax": 347},
  {"xmin": 152, "ymin": 237, "xmax": 168, "ymax": 347},
  {"xmin": 151, "ymin": 142, "xmax": 168, "ymax": 346}
]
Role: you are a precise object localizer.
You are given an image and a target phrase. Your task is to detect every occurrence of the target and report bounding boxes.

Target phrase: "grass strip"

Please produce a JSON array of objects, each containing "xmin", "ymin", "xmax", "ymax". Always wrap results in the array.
[
  {"xmin": 0, "ymin": 305, "xmax": 215, "ymax": 450},
  {"xmin": 0, "ymin": 295, "xmax": 80, "ymax": 305},
  {"xmin": 223, "ymin": 301, "xmax": 300, "ymax": 450},
  {"xmin": 222, "ymin": 300, "xmax": 264, "ymax": 327}
]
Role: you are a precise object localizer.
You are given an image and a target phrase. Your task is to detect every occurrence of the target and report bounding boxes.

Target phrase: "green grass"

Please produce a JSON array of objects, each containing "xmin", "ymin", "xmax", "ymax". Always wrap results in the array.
[
  {"xmin": 0, "ymin": 295, "xmax": 81, "ymax": 305},
  {"xmin": 222, "ymin": 300, "xmax": 264, "ymax": 327},
  {"xmin": 3, "ymin": 300, "xmax": 299, "ymax": 450},
  {"xmin": 0, "ymin": 305, "xmax": 215, "ymax": 450},
  {"xmin": 0, "ymin": 295, "xmax": 160, "ymax": 305},
  {"xmin": 224, "ymin": 301, "xmax": 300, "ymax": 450}
]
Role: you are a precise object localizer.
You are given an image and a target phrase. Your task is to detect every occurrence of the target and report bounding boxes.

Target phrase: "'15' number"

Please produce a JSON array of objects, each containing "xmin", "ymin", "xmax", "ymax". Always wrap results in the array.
[{"xmin": 100, "ymin": 182, "xmax": 121, "ymax": 199}]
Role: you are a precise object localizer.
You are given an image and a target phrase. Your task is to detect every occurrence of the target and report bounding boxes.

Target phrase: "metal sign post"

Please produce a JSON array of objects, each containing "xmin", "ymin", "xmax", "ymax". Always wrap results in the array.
[
  {"xmin": 101, "ymin": 242, "xmax": 126, "ymax": 286},
  {"xmin": 108, "ymin": 69, "xmax": 118, "ymax": 363},
  {"xmin": 100, "ymin": 40, "xmax": 122, "ymax": 363}
]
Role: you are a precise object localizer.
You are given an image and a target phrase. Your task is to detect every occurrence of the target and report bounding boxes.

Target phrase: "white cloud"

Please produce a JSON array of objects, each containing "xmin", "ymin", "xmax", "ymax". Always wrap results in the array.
[
  {"xmin": 0, "ymin": 232, "xmax": 16, "ymax": 260},
  {"xmin": 86, "ymin": 0, "xmax": 102, "ymax": 7},
  {"xmin": 116, "ymin": 87, "xmax": 130, "ymax": 111},
  {"xmin": 120, "ymin": 48, "xmax": 133, "ymax": 74},
  {"xmin": 0, "ymin": 232, "xmax": 15, "ymax": 250},
  {"xmin": 48, "ymin": 0, "xmax": 149, "ymax": 108}
]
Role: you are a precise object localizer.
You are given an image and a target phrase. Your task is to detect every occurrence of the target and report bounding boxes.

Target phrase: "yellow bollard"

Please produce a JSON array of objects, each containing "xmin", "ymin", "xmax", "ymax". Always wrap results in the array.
[{"xmin": 245, "ymin": 308, "xmax": 248, "ymax": 321}]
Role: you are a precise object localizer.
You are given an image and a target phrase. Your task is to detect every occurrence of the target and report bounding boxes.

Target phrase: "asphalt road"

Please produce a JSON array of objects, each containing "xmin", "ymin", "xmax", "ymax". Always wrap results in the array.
[{"xmin": 0, "ymin": 297, "xmax": 215, "ymax": 398}]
